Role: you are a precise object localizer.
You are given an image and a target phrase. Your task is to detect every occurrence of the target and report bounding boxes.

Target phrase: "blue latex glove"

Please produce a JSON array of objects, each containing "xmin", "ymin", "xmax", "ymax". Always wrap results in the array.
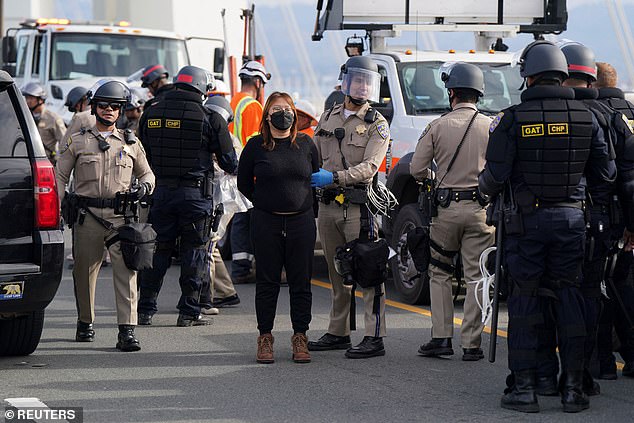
[{"xmin": 311, "ymin": 168, "xmax": 334, "ymax": 187}]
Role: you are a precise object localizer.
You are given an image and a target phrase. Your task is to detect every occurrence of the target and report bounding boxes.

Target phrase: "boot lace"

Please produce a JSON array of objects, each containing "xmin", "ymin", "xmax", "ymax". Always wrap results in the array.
[{"xmin": 292, "ymin": 334, "xmax": 307, "ymax": 353}]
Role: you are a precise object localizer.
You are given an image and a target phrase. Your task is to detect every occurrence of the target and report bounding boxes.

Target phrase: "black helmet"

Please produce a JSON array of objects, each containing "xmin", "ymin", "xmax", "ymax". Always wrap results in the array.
[
  {"xmin": 173, "ymin": 65, "xmax": 215, "ymax": 96},
  {"xmin": 140, "ymin": 64, "xmax": 169, "ymax": 87},
  {"xmin": 87, "ymin": 79, "xmax": 131, "ymax": 104},
  {"xmin": 340, "ymin": 56, "xmax": 381, "ymax": 103},
  {"xmin": 324, "ymin": 89, "xmax": 346, "ymax": 110},
  {"xmin": 64, "ymin": 86, "xmax": 89, "ymax": 112},
  {"xmin": 518, "ymin": 40, "xmax": 568, "ymax": 79},
  {"xmin": 441, "ymin": 62, "xmax": 485, "ymax": 96},
  {"xmin": 560, "ymin": 42, "xmax": 597, "ymax": 82},
  {"xmin": 21, "ymin": 82, "xmax": 47, "ymax": 99},
  {"xmin": 204, "ymin": 96, "xmax": 234, "ymax": 123}
]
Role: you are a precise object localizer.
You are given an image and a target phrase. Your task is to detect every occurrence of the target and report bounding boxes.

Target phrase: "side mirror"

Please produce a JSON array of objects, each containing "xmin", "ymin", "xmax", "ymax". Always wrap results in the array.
[
  {"xmin": 213, "ymin": 47, "xmax": 225, "ymax": 75},
  {"xmin": 51, "ymin": 85, "xmax": 64, "ymax": 100},
  {"xmin": 2, "ymin": 36, "xmax": 17, "ymax": 63}
]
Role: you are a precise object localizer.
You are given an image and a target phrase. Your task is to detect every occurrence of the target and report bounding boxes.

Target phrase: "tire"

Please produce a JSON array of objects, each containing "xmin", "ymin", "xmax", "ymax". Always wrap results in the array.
[
  {"xmin": 390, "ymin": 204, "xmax": 431, "ymax": 305},
  {"xmin": 0, "ymin": 310, "xmax": 45, "ymax": 356}
]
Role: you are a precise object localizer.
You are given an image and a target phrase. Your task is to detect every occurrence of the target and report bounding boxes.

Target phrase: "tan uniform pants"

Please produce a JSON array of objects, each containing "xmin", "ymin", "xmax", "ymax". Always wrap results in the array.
[
  {"xmin": 72, "ymin": 209, "xmax": 137, "ymax": 325},
  {"xmin": 429, "ymin": 201, "xmax": 494, "ymax": 348},
  {"xmin": 318, "ymin": 202, "xmax": 386, "ymax": 338},
  {"xmin": 210, "ymin": 244, "xmax": 237, "ymax": 299}
]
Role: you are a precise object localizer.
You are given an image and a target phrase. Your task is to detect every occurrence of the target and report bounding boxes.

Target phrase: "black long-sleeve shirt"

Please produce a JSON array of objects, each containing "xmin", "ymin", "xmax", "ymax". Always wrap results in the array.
[{"xmin": 237, "ymin": 133, "xmax": 319, "ymax": 213}]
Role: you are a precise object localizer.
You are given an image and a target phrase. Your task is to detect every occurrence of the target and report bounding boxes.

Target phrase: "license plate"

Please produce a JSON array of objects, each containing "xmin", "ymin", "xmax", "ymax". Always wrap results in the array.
[{"xmin": 0, "ymin": 281, "xmax": 24, "ymax": 300}]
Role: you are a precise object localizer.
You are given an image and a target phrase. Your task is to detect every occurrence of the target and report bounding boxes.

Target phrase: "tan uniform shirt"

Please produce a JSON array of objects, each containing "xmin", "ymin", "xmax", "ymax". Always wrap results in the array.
[
  {"xmin": 36, "ymin": 108, "xmax": 66, "ymax": 161},
  {"xmin": 61, "ymin": 110, "xmax": 95, "ymax": 147},
  {"xmin": 56, "ymin": 126, "xmax": 155, "ymax": 202},
  {"xmin": 314, "ymin": 102, "xmax": 390, "ymax": 186},
  {"xmin": 410, "ymin": 103, "xmax": 491, "ymax": 189}
]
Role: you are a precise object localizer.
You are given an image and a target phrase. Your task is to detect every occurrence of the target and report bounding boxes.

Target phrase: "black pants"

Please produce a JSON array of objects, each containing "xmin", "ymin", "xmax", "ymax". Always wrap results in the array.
[{"xmin": 251, "ymin": 208, "xmax": 316, "ymax": 335}]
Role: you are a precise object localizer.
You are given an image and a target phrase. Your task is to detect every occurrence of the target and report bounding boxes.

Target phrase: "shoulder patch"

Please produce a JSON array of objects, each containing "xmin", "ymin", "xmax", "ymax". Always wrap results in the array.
[
  {"xmin": 59, "ymin": 136, "xmax": 72, "ymax": 154},
  {"xmin": 148, "ymin": 119, "xmax": 162, "ymax": 128},
  {"xmin": 489, "ymin": 112, "xmax": 504, "ymax": 133},
  {"xmin": 420, "ymin": 124, "xmax": 431, "ymax": 138},
  {"xmin": 622, "ymin": 113, "xmax": 634, "ymax": 134},
  {"xmin": 376, "ymin": 121, "xmax": 390, "ymax": 140}
]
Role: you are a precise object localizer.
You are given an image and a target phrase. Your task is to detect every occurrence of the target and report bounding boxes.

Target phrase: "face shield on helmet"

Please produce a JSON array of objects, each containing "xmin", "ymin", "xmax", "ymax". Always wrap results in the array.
[{"xmin": 341, "ymin": 67, "xmax": 381, "ymax": 104}]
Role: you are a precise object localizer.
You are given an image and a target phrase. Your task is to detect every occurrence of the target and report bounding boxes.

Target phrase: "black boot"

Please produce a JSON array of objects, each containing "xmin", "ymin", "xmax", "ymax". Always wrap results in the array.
[
  {"xmin": 137, "ymin": 313, "xmax": 153, "ymax": 326},
  {"xmin": 345, "ymin": 336, "xmax": 385, "ymax": 359},
  {"xmin": 417, "ymin": 338, "xmax": 453, "ymax": 357},
  {"xmin": 560, "ymin": 371, "xmax": 590, "ymax": 413},
  {"xmin": 308, "ymin": 333, "xmax": 352, "ymax": 351},
  {"xmin": 75, "ymin": 321, "xmax": 95, "ymax": 342},
  {"xmin": 582, "ymin": 368, "xmax": 600, "ymax": 396},
  {"xmin": 116, "ymin": 325, "xmax": 141, "ymax": 352},
  {"xmin": 501, "ymin": 370, "xmax": 539, "ymax": 413},
  {"xmin": 536, "ymin": 375, "xmax": 559, "ymax": 396}
]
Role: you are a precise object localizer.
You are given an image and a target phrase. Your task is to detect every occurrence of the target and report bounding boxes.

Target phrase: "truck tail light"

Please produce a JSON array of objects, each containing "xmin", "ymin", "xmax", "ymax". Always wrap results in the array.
[{"xmin": 33, "ymin": 158, "xmax": 60, "ymax": 229}]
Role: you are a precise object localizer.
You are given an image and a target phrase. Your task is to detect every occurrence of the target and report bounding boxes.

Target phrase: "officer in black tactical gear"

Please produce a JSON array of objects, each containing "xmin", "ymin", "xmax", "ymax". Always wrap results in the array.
[
  {"xmin": 592, "ymin": 62, "xmax": 634, "ymax": 379},
  {"xmin": 137, "ymin": 65, "xmax": 238, "ymax": 327},
  {"xmin": 479, "ymin": 40, "xmax": 615, "ymax": 413}
]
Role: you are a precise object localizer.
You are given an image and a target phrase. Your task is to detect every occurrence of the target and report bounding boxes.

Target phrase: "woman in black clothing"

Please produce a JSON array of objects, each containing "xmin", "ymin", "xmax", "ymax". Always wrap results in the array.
[{"xmin": 237, "ymin": 91, "xmax": 319, "ymax": 364}]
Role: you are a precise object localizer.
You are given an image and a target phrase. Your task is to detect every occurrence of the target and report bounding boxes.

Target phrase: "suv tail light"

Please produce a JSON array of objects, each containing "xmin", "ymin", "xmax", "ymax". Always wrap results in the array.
[{"xmin": 33, "ymin": 158, "xmax": 60, "ymax": 229}]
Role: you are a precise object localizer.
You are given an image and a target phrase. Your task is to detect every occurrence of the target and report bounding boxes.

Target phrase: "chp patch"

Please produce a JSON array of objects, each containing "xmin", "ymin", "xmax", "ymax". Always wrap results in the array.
[
  {"xmin": 489, "ymin": 112, "xmax": 504, "ymax": 133},
  {"xmin": 622, "ymin": 113, "xmax": 634, "ymax": 133},
  {"xmin": 376, "ymin": 121, "xmax": 389, "ymax": 140},
  {"xmin": 420, "ymin": 123, "xmax": 431, "ymax": 138}
]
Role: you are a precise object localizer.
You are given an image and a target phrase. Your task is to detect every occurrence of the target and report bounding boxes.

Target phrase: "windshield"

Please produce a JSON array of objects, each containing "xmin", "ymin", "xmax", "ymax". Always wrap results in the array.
[
  {"xmin": 397, "ymin": 61, "xmax": 524, "ymax": 115},
  {"xmin": 50, "ymin": 33, "xmax": 189, "ymax": 80}
]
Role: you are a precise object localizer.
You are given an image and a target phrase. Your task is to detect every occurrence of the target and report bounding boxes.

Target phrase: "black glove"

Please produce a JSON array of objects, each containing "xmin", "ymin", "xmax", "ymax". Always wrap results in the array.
[{"xmin": 129, "ymin": 182, "xmax": 148, "ymax": 201}]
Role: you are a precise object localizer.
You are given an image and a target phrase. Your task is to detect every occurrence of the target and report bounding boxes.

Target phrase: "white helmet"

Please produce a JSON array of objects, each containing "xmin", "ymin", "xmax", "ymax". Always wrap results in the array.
[{"xmin": 238, "ymin": 61, "xmax": 271, "ymax": 84}]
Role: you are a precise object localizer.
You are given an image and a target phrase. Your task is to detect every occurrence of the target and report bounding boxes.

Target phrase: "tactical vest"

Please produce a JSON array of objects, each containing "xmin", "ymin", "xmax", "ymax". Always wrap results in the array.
[
  {"xmin": 514, "ymin": 98, "xmax": 593, "ymax": 201},
  {"xmin": 143, "ymin": 90, "xmax": 205, "ymax": 178}
]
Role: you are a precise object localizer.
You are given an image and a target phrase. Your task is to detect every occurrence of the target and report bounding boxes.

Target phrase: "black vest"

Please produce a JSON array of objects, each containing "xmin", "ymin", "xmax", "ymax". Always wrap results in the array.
[
  {"xmin": 513, "ymin": 88, "xmax": 593, "ymax": 202},
  {"xmin": 598, "ymin": 87, "xmax": 634, "ymax": 120},
  {"xmin": 143, "ymin": 89, "xmax": 205, "ymax": 179}
]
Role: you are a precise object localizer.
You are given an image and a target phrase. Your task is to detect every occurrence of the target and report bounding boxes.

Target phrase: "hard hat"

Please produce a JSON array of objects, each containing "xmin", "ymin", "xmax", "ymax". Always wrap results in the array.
[
  {"xmin": 204, "ymin": 96, "xmax": 234, "ymax": 123},
  {"xmin": 140, "ymin": 64, "xmax": 169, "ymax": 87},
  {"xmin": 441, "ymin": 62, "xmax": 485, "ymax": 96},
  {"xmin": 173, "ymin": 65, "xmax": 215, "ymax": 96},
  {"xmin": 87, "ymin": 79, "xmax": 131, "ymax": 104},
  {"xmin": 238, "ymin": 61, "xmax": 271, "ymax": 84},
  {"xmin": 560, "ymin": 42, "xmax": 597, "ymax": 82},
  {"xmin": 518, "ymin": 40, "xmax": 568, "ymax": 79},
  {"xmin": 340, "ymin": 56, "xmax": 381, "ymax": 103},
  {"xmin": 21, "ymin": 82, "xmax": 47, "ymax": 99},
  {"xmin": 209, "ymin": 79, "xmax": 230, "ymax": 96},
  {"xmin": 64, "ymin": 86, "xmax": 89, "ymax": 112}
]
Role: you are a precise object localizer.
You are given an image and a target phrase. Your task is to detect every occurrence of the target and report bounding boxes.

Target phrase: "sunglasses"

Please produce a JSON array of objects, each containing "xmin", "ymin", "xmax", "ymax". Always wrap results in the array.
[{"xmin": 96, "ymin": 102, "xmax": 122, "ymax": 111}]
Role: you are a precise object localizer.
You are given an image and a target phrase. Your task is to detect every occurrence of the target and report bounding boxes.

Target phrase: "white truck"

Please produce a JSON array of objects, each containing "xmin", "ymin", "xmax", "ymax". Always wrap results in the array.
[
  {"xmin": 1, "ymin": 18, "xmax": 226, "ymax": 122},
  {"xmin": 312, "ymin": 0, "xmax": 568, "ymax": 304}
]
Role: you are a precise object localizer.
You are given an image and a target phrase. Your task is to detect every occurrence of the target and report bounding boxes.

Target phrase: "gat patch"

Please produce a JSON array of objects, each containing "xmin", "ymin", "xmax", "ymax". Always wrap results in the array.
[
  {"xmin": 521, "ymin": 124, "xmax": 544, "ymax": 137},
  {"xmin": 548, "ymin": 123, "xmax": 569, "ymax": 135},
  {"xmin": 376, "ymin": 121, "xmax": 389, "ymax": 140},
  {"xmin": 0, "ymin": 281, "xmax": 24, "ymax": 300},
  {"xmin": 147, "ymin": 119, "xmax": 162, "ymax": 128},
  {"xmin": 166, "ymin": 119, "xmax": 181, "ymax": 129},
  {"xmin": 490, "ymin": 112, "xmax": 504, "ymax": 133}
]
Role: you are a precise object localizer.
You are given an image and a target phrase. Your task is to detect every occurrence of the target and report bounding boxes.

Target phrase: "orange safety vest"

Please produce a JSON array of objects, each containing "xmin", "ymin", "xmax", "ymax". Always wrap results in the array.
[{"xmin": 229, "ymin": 92, "xmax": 263, "ymax": 146}]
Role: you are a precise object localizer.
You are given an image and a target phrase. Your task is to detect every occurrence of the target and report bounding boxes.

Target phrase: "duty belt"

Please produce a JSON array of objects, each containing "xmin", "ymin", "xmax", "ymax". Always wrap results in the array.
[
  {"xmin": 537, "ymin": 200, "xmax": 584, "ymax": 209},
  {"xmin": 79, "ymin": 197, "xmax": 116, "ymax": 208},
  {"xmin": 157, "ymin": 178, "xmax": 203, "ymax": 189},
  {"xmin": 451, "ymin": 189, "xmax": 478, "ymax": 202}
]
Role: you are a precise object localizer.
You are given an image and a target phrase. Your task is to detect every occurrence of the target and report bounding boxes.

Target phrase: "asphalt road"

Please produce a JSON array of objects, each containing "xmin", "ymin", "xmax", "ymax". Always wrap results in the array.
[{"xmin": 1, "ymin": 239, "xmax": 633, "ymax": 422}]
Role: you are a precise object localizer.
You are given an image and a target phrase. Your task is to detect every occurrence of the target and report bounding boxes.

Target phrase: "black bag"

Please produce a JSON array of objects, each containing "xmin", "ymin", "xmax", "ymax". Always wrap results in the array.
[
  {"xmin": 350, "ymin": 238, "xmax": 390, "ymax": 288},
  {"xmin": 406, "ymin": 227, "xmax": 431, "ymax": 273},
  {"xmin": 114, "ymin": 222, "xmax": 157, "ymax": 271}
]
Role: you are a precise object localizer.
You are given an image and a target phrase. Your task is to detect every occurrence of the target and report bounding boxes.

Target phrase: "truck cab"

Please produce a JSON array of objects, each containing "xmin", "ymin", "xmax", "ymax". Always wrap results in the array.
[{"xmin": 2, "ymin": 19, "xmax": 191, "ymax": 122}]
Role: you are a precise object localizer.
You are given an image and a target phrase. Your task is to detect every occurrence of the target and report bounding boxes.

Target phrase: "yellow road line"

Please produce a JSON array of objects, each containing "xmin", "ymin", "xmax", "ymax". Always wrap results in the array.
[{"xmin": 311, "ymin": 278, "xmax": 624, "ymax": 370}]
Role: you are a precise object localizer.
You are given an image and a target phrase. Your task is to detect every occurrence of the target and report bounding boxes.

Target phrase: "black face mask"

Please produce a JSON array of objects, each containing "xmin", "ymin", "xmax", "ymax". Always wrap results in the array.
[{"xmin": 270, "ymin": 110, "xmax": 294, "ymax": 130}]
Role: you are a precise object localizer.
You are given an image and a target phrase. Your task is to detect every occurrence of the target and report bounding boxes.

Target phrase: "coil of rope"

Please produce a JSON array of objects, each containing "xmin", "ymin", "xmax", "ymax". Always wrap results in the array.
[
  {"xmin": 466, "ymin": 246, "xmax": 497, "ymax": 326},
  {"xmin": 366, "ymin": 180, "xmax": 399, "ymax": 218}
]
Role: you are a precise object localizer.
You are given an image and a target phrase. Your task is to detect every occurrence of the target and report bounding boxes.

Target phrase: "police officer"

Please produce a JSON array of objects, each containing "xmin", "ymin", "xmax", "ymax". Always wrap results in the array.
[
  {"xmin": 592, "ymin": 62, "xmax": 634, "ymax": 379},
  {"xmin": 479, "ymin": 40, "xmax": 615, "ymax": 413},
  {"xmin": 410, "ymin": 63, "xmax": 495, "ymax": 361},
  {"xmin": 21, "ymin": 82, "xmax": 66, "ymax": 165},
  {"xmin": 119, "ymin": 93, "xmax": 144, "ymax": 132},
  {"xmin": 137, "ymin": 66, "xmax": 238, "ymax": 327},
  {"xmin": 62, "ymin": 86, "xmax": 95, "ymax": 147},
  {"xmin": 308, "ymin": 56, "xmax": 390, "ymax": 358},
  {"xmin": 140, "ymin": 64, "xmax": 172, "ymax": 108},
  {"xmin": 56, "ymin": 79, "xmax": 155, "ymax": 351}
]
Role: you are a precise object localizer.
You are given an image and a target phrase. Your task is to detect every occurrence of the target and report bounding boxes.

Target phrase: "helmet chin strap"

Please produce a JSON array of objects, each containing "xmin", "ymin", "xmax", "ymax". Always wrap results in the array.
[
  {"xmin": 347, "ymin": 95, "xmax": 367, "ymax": 106},
  {"xmin": 29, "ymin": 99, "xmax": 44, "ymax": 113},
  {"xmin": 92, "ymin": 105, "xmax": 116, "ymax": 127}
]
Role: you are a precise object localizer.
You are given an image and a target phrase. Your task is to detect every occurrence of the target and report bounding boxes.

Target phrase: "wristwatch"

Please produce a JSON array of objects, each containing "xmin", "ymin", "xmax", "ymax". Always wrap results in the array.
[{"xmin": 332, "ymin": 171, "xmax": 339, "ymax": 185}]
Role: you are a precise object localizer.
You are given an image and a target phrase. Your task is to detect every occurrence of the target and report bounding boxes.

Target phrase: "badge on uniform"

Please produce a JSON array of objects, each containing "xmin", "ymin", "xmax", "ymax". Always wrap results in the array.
[
  {"xmin": 489, "ymin": 112, "xmax": 504, "ymax": 133},
  {"xmin": 355, "ymin": 124, "xmax": 366, "ymax": 135},
  {"xmin": 376, "ymin": 122, "xmax": 389, "ymax": 140}
]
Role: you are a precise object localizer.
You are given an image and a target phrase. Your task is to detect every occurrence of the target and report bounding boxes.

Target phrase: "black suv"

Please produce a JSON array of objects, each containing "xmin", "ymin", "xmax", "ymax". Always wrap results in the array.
[{"xmin": 0, "ymin": 71, "xmax": 64, "ymax": 356}]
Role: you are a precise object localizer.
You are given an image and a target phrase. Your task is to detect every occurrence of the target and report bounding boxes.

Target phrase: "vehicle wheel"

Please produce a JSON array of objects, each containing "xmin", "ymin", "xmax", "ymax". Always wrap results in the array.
[
  {"xmin": 0, "ymin": 310, "xmax": 45, "ymax": 356},
  {"xmin": 390, "ymin": 204, "xmax": 431, "ymax": 305}
]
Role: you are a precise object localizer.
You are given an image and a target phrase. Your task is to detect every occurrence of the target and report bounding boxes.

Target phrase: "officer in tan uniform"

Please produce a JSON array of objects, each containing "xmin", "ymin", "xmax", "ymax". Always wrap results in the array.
[
  {"xmin": 21, "ymin": 82, "xmax": 66, "ymax": 165},
  {"xmin": 62, "ymin": 86, "xmax": 95, "ymax": 147},
  {"xmin": 309, "ymin": 56, "xmax": 390, "ymax": 358},
  {"xmin": 410, "ymin": 62, "xmax": 494, "ymax": 361},
  {"xmin": 56, "ymin": 80, "xmax": 155, "ymax": 352}
]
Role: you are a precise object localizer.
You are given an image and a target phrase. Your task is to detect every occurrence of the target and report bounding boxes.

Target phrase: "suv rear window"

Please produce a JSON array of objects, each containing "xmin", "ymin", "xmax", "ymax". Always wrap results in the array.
[{"xmin": 0, "ymin": 89, "xmax": 28, "ymax": 158}]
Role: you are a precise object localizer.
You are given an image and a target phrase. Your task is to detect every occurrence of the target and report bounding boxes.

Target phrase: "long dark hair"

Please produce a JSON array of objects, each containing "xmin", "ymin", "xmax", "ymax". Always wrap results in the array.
[{"xmin": 260, "ymin": 91, "xmax": 298, "ymax": 151}]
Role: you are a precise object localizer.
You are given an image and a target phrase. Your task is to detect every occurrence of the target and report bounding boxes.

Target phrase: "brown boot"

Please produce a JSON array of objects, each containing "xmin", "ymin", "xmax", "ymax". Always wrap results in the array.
[
  {"xmin": 291, "ymin": 333, "xmax": 311, "ymax": 363},
  {"xmin": 257, "ymin": 333, "xmax": 274, "ymax": 364}
]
